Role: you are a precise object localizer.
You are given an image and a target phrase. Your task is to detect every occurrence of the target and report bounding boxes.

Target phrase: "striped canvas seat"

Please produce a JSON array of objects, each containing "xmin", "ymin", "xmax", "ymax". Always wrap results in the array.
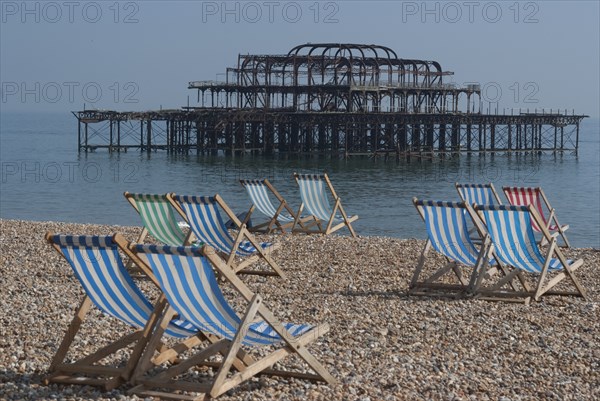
[
  {"xmin": 292, "ymin": 173, "xmax": 358, "ymax": 237},
  {"xmin": 129, "ymin": 244, "xmax": 336, "ymax": 399},
  {"xmin": 171, "ymin": 195, "xmax": 269, "ymax": 257},
  {"xmin": 45, "ymin": 233, "xmax": 199, "ymax": 390},
  {"xmin": 478, "ymin": 206, "xmax": 569, "ymax": 273},
  {"xmin": 241, "ymin": 180, "xmax": 294, "ymax": 223},
  {"xmin": 456, "ymin": 183, "xmax": 502, "ymax": 205},
  {"xmin": 419, "ymin": 200, "xmax": 483, "ymax": 265},
  {"xmin": 297, "ymin": 175, "xmax": 338, "ymax": 222},
  {"xmin": 125, "ymin": 192, "xmax": 190, "ymax": 246},
  {"xmin": 135, "ymin": 245, "xmax": 311, "ymax": 346},
  {"xmin": 502, "ymin": 187, "xmax": 554, "ymax": 230},
  {"xmin": 475, "ymin": 205, "xmax": 586, "ymax": 301},
  {"xmin": 168, "ymin": 193, "xmax": 285, "ymax": 277},
  {"xmin": 52, "ymin": 235, "xmax": 196, "ymax": 337}
]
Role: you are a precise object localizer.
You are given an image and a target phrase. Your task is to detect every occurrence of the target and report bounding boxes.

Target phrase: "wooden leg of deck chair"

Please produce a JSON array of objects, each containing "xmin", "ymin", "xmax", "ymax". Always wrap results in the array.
[
  {"xmin": 543, "ymin": 246, "xmax": 586, "ymax": 299},
  {"xmin": 238, "ymin": 226, "xmax": 286, "ymax": 278},
  {"xmin": 410, "ymin": 241, "xmax": 431, "ymax": 289},
  {"xmin": 560, "ymin": 260, "xmax": 586, "ymax": 299},
  {"xmin": 291, "ymin": 204, "xmax": 303, "ymax": 233},
  {"xmin": 534, "ymin": 241, "xmax": 556, "ymax": 301},
  {"xmin": 250, "ymin": 310, "xmax": 337, "ymax": 387},
  {"xmin": 467, "ymin": 237, "xmax": 492, "ymax": 294},
  {"xmin": 126, "ymin": 227, "xmax": 149, "ymax": 271},
  {"xmin": 336, "ymin": 202, "xmax": 357, "ymax": 238},
  {"xmin": 47, "ymin": 295, "xmax": 148, "ymax": 390},
  {"xmin": 270, "ymin": 202, "xmax": 288, "ymax": 233},
  {"xmin": 424, "ymin": 262, "xmax": 456, "ymax": 284},
  {"xmin": 132, "ymin": 301, "xmax": 178, "ymax": 382},
  {"xmin": 47, "ymin": 296, "xmax": 94, "ymax": 375},
  {"xmin": 324, "ymin": 200, "xmax": 341, "ymax": 235},
  {"xmin": 183, "ymin": 229, "xmax": 196, "ymax": 246},
  {"xmin": 210, "ymin": 295, "xmax": 263, "ymax": 397}
]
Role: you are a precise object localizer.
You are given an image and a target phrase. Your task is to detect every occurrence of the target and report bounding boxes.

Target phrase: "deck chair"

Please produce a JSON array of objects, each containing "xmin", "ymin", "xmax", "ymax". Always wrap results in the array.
[
  {"xmin": 167, "ymin": 193, "xmax": 285, "ymax": 278},
  {"xmin": 239, "ymin": 179, "xmax": 301, "ymax": 234},
  {"xmin": 124, "ymin": 192, "xmax": 194, "ymax": 246},
  {"xmin": 455, "ymin": 183, "xmax": 503, "ymax": 205},
  {"xmin": 44, "ymin": 233, "xmax": 201, "ymax": 390},
  {"xmin": 412, "ymin": 199, "xmax": 486, "ymax": 297},
  {"xmin": 502, "ymin": 186, "xmax": 571, "ymax": 248},
  {"xmin": 474, "ymin": 204, "xmax": 586, "ymax": 302},
  {"xmin": 291, "ymin": 173, "xmax": 358, "ymax": 237},
  {"xmin": 411, "ymin": 199, "xmax": 529, "ymax": 299},
  {"xmin": 129, "ymin": 244, "xmax": 336, "ymax": 400}
]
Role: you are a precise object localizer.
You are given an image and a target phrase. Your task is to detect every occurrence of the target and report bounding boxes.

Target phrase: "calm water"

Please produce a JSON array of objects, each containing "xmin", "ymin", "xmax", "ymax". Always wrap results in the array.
[{"xmin": 1, "ymin": 112, "xmax": 599, "ymax": 248}]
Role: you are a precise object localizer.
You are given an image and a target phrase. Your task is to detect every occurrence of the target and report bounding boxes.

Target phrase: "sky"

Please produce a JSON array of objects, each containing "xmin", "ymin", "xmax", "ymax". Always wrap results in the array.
[{"xmin": 1, "ymin": 0, "xmax": 599, "ymax": 117}]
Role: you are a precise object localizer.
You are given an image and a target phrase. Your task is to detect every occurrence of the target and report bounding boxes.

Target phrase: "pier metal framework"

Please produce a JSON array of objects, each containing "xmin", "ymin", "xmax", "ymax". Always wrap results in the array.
[{"xmin": 74, "ymin": 43, "xmax": 587, "ymax": 157}]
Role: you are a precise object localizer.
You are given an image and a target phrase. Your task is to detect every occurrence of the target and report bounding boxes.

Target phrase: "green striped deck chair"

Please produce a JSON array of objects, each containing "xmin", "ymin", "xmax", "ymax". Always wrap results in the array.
[{"xmin": 125, "ymin": 192, "xmax": 194, "ymax": 246}]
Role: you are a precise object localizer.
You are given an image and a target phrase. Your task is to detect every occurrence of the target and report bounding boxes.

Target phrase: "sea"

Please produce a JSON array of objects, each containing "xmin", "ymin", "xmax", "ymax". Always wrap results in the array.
[{"xmin": 1, "ymin": 112, "xmax": 599, "ymax": 248}]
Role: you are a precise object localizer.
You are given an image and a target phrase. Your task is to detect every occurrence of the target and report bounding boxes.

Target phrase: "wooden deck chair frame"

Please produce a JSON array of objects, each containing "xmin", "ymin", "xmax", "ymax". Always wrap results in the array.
[
  {"xmin": 410, "ymin": 199, "xmax": 531, "ymax": 301},
  {"xmin": 502, "ymin": 186, "xmax": 571, "ymax": 248},
  {"xmin": 291, "ymin": 173, "xmax": 358, "ymax": 237},
  {"xmin": 167, "ymin": 193, "xmax": 285, "ymax": 278},
  {"xmin": 43, "ymin": 233, "xmax": 206, "ymax": 391},
  {"xmin": 239, "ymin": 178, "xmax": 311, "ymax": 234},
  {"xmin": 474, "ymin": 204, "xmax": 586, "ymax": 302},
  {"xmin": 129, "ymin": 244, "xmax": 336, "ymax": 400},
  {"xmin": 455, "ymin": 183, "xmax": 503, "ymax": 205},
  {"xmin": 124, "ymin": 192, "xmax": 195, "ymax": 246}
]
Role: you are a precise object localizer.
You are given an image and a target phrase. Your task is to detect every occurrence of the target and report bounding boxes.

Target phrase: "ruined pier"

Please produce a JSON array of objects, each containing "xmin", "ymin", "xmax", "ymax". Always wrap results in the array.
[{"xmin": 75, "ymin": 43, "xmax": 586, "ymax": 157}]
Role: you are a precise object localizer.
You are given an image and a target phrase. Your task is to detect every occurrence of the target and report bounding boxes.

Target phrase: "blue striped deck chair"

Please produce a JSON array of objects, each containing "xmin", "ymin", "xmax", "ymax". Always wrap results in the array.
[
  {"xmin": 455, "ymin": 183, "xmax": 503, "ymax": 205},
  {"xmin": 130, "ymin": 244, "xmax": 336, "ymax": 399},
  {"xmin": 240, "ymin": 178, "xmax": 307, "ymax": 234},
  {"xmin": 455, "ymin": 183, "xmax": 503, "ymax": 243},
  {"xmin": 291, "ymin": 173, "xmax": 358, "ymax": 237},
  {"xmin": 474, "ymin": 204, "xmax": 586, "ymax": 302},
  {"xmin": 167, "ymin": 193, "xmax": 285, "ymax": 278},
  {"xmin": 411, "ymin": 199, "xmax": 492, "ymax": 297},
  {"xmin": 124, "ymin": 192, "xmax": 194, "ymax": 246},
  {"xmin": 44, "ymin": 233, "xmax": 201, "ymax": 391}
]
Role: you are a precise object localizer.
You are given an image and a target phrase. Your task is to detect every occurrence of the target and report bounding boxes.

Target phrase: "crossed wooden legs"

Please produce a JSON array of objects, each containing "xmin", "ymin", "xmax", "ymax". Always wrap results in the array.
[{"xmin": 130, "ymin": 295, "xmax": 335, "ymax": 400}]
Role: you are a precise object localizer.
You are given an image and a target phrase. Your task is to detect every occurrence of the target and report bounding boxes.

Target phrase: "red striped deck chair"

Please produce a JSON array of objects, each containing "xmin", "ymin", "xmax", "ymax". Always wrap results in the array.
[{"xmin": 502, "ymin": 186, "xmax": 571, "ymax": 248}]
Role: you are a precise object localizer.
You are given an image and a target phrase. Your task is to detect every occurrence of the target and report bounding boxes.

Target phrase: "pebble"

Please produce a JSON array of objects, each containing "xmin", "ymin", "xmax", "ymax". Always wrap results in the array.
[{"xmin": 1, "ymin": 219, "xmax": 599, "ymax": 400}]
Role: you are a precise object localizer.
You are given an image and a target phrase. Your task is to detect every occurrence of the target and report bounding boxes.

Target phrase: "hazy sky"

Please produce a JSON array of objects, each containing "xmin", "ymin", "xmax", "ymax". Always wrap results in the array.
[{"xmin": 1, "ymin": 0, "xmax": 599, "ymax": 116}]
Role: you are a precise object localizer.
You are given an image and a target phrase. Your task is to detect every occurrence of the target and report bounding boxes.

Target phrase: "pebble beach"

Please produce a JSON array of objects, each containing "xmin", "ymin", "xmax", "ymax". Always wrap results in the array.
[{"xmin": 1, "ymin": 219, "xmax": 599, "ymax": 401}]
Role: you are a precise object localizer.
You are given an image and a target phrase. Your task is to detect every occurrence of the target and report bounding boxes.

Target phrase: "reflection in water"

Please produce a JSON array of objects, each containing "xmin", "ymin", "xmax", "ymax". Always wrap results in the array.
[{"xmin": 1, "ymin": 113, "xmax": 599, "ymax": 247}]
